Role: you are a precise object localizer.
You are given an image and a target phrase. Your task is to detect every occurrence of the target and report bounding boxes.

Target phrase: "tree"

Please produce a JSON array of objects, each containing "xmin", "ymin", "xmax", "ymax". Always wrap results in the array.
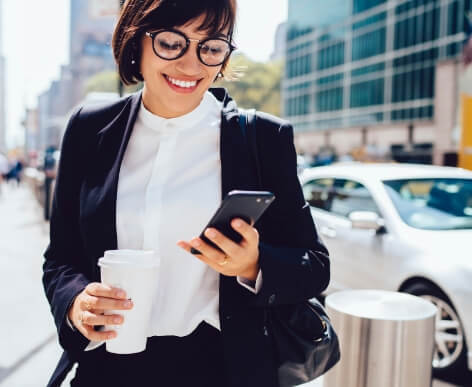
[
  {"xmin": 85, "ymin": 71, "xmax": 142, "ymax": 95},
  {"xmin": 216, "ymin": 54, "xmax": 283, "ymax": 116}
]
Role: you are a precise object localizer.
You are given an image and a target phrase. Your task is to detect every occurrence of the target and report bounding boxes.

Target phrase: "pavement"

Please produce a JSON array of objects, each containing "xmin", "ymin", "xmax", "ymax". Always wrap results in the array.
[{"xmin": 0, "ymin": 183, "xmax": 460, "ymax": 387}]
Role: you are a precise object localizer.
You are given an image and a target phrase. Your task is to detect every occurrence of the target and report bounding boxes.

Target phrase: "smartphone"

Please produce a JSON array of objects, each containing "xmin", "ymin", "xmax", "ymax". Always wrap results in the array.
[{"xmin": 190, "ymin": 190, "xmax": 275, "ymax": 255}]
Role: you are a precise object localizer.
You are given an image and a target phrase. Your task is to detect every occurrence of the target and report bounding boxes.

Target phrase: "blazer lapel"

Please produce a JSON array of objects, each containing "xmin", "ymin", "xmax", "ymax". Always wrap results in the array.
[
  {"xmin": 218, "ymin": 91, "xmax": 261, "ymax": 313},
  {"xmin": 81, "ymin": 92, "xmax": 142, "ymax": 265},
  {"xmin": 218, "ymin": 91, "xmax": 258, "ymax": 199}
]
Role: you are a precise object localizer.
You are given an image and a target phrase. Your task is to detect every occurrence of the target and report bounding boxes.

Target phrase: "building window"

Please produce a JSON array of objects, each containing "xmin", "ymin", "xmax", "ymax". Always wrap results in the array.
[
  {"xmin": 392, "ymin": 105, "xmax": 434, "ymax": 121},
  {"xmin": 317, "ymin": 42, "xmax": 345, "ymax": 70},
  {"xmin": 394, "ymin": 7, "xmax": 440, "ymax": 49},
  {"xmin": 286, "ymin": 95, "xmax": 310, "ymax": 116},
  {"xmin": 393, "ymin": 48, "xmax": 438, "ymax": 68},
  {"xmin": 287, "ymin": 54, "xmax": 312, "ymax": 78},
  {"xmin": 287, "ymin": 26, "xmax": 314, "ymax": 41},
  {"xmin": 352, "ymin": 11, "xmax": 387, "ymax": 30},
  {"xmin": 351, "ymin": 62, "xmax": 385, "ymax": 77},
  {"xmin": 317, "ymin": 73, "xmax": 344, "ymax": 85},
  {"xmin": 350, "ymin": 78, "xmax": 384, "ymax": 107},
  {"xmin": 316, "ymin": 87, "xmax": 344, "ymax": 112},
  {"xmin": 392, "ymin": 66, "xmax": 434, "ymax": 102},
  {"xmin": 352, "ymin": 28, "xmax": 386, "ymax": 61},
  {"xmin": 353, "ymin": 0, "xmax": 386, "ymax": 14},
  {"xmin": 447, "ymin": 0, "xmax": 461, "ymax": 36}
]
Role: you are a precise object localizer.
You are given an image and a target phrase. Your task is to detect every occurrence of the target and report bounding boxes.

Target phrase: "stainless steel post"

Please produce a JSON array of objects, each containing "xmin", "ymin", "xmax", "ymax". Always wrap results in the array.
[{"xmin": 323, "ymin": 290, "xmax": 437, "ymax": 387}]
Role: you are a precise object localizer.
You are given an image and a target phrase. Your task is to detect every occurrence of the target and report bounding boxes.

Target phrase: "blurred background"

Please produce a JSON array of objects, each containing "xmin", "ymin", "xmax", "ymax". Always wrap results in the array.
[{"xmin": 0, "ymin": 0, "xmax": 471, "ymax": 386}]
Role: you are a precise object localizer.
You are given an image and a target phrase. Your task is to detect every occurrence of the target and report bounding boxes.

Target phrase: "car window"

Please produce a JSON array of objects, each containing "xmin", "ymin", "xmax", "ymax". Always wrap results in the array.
[
  {"xmin": 330, "ymin": 179, "xmax": 380, "ymax": 218},
  {"xmin": 383, "ymin": 178, "xmax": 472, "ymax": 230},
  {"xmin": 302, "ymin": 178, "xmax": 334, "ymax": 211}
]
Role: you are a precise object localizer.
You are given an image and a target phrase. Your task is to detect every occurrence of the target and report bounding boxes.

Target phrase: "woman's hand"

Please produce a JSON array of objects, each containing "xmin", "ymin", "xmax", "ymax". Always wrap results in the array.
[
  {"xmin": 68, "ymin": 282, "xmax": 134, "ymax": 341},
  {"xmin": 177, "ymin": 218, "xmax": 260, "ymax": 281}
]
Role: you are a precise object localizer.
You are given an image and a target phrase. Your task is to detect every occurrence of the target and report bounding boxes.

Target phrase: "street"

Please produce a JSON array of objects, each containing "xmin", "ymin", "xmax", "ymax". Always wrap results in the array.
[{"xmin": 0, "ymin": 184, "xmax": 461, "ymax": 386}]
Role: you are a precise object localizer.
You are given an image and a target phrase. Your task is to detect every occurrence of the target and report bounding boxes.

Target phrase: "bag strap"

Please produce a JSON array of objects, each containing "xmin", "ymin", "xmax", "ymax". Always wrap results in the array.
[{"xmin": 239, "ymin": 108, "xmax": 262, "ymax": 188}]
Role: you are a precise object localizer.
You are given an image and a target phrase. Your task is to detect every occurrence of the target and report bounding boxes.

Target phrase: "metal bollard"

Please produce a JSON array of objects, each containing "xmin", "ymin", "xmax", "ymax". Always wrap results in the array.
[{"xmin": 323, "ymin": 290, "xmax": 437, "ymax": 387}]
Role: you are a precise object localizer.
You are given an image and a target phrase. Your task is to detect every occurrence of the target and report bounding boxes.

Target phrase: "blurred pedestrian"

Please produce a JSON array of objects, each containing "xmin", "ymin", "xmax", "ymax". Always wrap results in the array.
[
  {"xmin": 6, "ymin": 158, "xmax": 24, "ymax": 186},
  {"xmin": 42, "ymin": 1, "xmax": 331, "ymax": 386},
  {"xmin": 0, "ymin": 152, "xmax": 8, "ymax": 196}
]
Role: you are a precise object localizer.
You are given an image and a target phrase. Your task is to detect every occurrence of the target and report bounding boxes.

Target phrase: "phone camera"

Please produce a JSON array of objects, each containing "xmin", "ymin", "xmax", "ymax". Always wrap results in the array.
[{"xmin": 257, "ymin": 198, "xmax": 262, "ymax": 203}]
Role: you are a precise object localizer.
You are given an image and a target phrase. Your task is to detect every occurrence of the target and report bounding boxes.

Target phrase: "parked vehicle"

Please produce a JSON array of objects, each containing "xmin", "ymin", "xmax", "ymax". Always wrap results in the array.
[{"xmin": 300, "ymin": 163, "xmax": 472, "ymax": 378}]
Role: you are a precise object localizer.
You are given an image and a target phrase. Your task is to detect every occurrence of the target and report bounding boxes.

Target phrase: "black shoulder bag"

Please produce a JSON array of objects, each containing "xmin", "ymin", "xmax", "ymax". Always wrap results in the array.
[{"xmin": 239, "ymin": 109, "xmax": 341, "ymax": 387}]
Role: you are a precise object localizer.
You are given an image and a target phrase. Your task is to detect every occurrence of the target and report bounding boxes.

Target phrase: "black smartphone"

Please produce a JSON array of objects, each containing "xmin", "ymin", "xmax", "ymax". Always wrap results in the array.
[{"xmin": 190, "ymin": 190, "xmax": 275, "ymax": 255}]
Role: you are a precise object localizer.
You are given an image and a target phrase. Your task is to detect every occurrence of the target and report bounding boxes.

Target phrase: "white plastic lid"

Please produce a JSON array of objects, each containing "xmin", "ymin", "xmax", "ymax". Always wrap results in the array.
[
  {"xmin": 98, "ymin": 249, "xmax": 159, "ymax": 268},
  {"xmin": 326, "ymin": 289, "xmax": 437, "ymax": 321}
]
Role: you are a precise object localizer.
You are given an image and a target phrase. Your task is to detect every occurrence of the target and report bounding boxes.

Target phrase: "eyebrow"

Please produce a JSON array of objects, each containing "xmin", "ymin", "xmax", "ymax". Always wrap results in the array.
[{"xmin": 157, "ymin": 27, "xmax": 229, "ymax": 40}]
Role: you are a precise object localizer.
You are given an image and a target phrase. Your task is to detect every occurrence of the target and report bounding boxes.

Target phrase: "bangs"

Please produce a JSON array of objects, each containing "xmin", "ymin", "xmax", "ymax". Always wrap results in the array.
[{"xmin": 142, "ymin": 0, "xmax": 236, "ymax": 37}]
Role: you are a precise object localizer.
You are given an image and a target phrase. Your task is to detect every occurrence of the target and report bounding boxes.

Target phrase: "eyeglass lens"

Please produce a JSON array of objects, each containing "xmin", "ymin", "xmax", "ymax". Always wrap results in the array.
[{"xmin": 153, "ymin": 31, "xmax": 231, "ymax": 66}]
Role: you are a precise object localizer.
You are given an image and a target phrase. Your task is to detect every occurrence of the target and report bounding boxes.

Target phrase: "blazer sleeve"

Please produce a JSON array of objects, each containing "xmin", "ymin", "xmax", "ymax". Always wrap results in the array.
[
  {"xmin": 250, "ymin": 122, "xmax": 330, "ymax": 307},
  {"xmin": 42, "ymin": 107, "xmax": 91, "ymax": 354}
]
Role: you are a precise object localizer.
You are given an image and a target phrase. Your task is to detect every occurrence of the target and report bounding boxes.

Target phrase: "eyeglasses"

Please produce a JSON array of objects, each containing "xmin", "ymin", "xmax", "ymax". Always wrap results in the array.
[{"xmin": 145, "ymin": 29, "xmax": 236, "ymax": 67}]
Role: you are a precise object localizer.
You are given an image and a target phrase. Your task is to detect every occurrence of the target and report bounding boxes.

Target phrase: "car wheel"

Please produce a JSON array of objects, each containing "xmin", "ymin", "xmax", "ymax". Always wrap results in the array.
[{"xmin": 403, "ymin": 282, "xmax": 468, "ymax": 379}]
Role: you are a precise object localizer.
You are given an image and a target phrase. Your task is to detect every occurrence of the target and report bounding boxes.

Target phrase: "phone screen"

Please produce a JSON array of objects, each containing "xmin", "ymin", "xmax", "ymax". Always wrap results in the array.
[{"xmin": 191, "ymin": 190, "xmax": 275, "ymax": 254}]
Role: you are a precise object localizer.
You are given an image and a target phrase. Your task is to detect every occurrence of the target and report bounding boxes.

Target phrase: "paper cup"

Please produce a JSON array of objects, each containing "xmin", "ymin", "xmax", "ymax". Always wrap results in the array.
[{"xmin": 98, "ymin": 250, "xmax": 159, "ymax": 354}]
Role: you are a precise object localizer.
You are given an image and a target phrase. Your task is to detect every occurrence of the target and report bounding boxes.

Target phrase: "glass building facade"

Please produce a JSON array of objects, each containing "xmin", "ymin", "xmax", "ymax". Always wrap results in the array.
[{"xmin": 284, "ymin": 0, "xmax": 471, "ymax": 132}]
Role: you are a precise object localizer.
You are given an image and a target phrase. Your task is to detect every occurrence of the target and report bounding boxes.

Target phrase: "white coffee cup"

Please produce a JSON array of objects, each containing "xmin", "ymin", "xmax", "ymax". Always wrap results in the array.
[{"xmin": 98, "ymin": 249, "xmax": 159, "ymax": 354}]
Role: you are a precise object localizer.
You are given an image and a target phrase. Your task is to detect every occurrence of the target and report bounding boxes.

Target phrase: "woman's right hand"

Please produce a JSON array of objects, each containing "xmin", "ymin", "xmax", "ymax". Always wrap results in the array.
[{"xmin": 68, "ymin": 282, "xmax": 134, "ymax": 341}]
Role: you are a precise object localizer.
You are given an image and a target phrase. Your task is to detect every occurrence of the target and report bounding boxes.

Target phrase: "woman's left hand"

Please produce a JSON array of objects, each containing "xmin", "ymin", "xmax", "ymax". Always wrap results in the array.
[{"xmin": 177, "ymin": 218, "xmax": 259, "ymax": 281}]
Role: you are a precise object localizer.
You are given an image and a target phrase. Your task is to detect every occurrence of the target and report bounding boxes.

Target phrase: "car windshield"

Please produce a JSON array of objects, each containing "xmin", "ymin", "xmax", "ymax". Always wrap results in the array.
[{"xmin": 383, "ymin": 178, "xmax": 472, "ymax": 230}]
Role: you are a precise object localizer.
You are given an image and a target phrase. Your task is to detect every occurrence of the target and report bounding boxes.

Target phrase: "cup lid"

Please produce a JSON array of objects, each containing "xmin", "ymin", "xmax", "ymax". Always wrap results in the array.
[{"xmin": 98, "ymin": 250, "xmax": 159, "ymax": 268}]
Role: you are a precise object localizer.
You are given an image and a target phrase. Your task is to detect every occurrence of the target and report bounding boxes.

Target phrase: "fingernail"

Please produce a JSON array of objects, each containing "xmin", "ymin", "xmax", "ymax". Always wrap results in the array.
[
  {"xmin": 116, "ymin": 290, "xmax": 126, "ymax": 298},
  {"xmin": 206, "ymin": 229, "xmax": 216, "ymax": 238},
  {"xmin": 191, "ymin": 239, "xmax": 201, "ymax": 247},
  {"xmin": 108, "ymin": 332, "xmax": 116, "ymax": 339},
  {"xmin": 124, "ymin": 300, "xmax": 132, "ymax": 308},
  {"xmin": 113, "ymin": 316, "xmax": 122, "ymax": 324},
  {"xmin": 234, "ymin": 220, "xmax": 242, "ymax": 228}
]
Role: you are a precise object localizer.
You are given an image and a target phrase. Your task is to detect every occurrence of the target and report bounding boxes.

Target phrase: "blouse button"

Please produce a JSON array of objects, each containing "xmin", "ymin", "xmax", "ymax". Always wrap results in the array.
[{"xmin": 268, "ymin": 294, "xmax": 276, "ymax": 305}]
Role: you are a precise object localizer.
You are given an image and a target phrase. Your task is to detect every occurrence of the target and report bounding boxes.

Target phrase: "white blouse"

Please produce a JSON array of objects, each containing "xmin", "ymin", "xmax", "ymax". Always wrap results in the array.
[{"xmin": 75, "ymin": 91, "xmax": 261, "ymax": 351}]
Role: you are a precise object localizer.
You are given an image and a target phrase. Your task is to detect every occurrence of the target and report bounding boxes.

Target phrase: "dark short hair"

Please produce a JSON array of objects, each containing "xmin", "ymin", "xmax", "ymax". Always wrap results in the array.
[{"xmin": 113, "ymin": 0, "xmax": 237, "ymax": 85}]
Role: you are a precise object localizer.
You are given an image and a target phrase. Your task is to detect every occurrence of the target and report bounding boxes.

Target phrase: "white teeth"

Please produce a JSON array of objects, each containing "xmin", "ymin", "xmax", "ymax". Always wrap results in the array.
[{"xmin": 166, "ymin": 75, "xmax": 197, "ymax": 88}]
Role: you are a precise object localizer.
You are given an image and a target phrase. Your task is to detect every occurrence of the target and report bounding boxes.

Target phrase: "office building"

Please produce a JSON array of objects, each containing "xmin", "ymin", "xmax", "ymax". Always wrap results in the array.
[
  {"xmin": 67, "ymin": 0, "xmax": 118, "ymax": 109},
  {"xmin": 284, "ymin": 0, "xmax": 470, "ymax": 164},
  {"xmin": 271, "ymin": 22, "xmax": 288, "ymax": 61},
  {"xmin": 35, "ymin": 0, "xmax": 118, "ymax": 151}
]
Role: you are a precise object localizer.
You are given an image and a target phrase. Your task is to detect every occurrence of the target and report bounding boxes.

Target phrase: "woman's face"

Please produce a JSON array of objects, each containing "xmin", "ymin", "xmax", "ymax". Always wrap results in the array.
[{"xmin": 140, "ymin": 14, "xmax": 229, "ymax": 118}]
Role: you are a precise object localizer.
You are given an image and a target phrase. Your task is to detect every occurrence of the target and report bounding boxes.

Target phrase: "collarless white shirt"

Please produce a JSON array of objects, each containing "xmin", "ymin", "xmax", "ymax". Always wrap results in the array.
[{"xmin": 117, "ymin": 91, "xmax": 223, "ymax": 336}]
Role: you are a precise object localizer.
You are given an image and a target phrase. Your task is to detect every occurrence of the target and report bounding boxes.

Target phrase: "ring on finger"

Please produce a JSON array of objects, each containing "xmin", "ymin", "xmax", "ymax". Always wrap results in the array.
[{"xmin": 218, "ymin": 254, "xmax": 229, "ymax": 266}]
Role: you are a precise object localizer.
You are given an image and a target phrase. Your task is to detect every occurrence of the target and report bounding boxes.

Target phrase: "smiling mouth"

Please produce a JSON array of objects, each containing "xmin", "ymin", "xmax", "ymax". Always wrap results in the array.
[{"xmin": 163, "ymin": 74, "xmax": 202, "ymax": 91}]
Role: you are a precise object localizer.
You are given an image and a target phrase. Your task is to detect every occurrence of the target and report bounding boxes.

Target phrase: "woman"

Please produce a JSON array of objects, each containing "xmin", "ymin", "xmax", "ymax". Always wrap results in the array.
[{"xmin": 42, "ymin": 1, "xmax": 330, "ymax": 386}]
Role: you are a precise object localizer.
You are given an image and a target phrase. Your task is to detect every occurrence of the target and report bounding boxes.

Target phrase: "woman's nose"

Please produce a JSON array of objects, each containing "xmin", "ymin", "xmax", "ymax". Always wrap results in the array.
[{"xmin": 175, "ymin": 44, "xmax": 203, "ymax": 76}]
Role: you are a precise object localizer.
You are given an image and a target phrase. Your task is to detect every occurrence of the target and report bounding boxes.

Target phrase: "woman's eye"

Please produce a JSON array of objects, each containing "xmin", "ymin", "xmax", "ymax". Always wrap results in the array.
[
  {"xmin": 201, "ymin": 45, "xmax": 222, "ymax": 55},
  {"xmin": 158, "ymin": 40, "xmax": 183, "ymax": 50}
]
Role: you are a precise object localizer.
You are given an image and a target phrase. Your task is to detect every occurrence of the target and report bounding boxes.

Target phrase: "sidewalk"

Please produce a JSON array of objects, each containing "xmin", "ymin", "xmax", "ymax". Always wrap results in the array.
[
  {"xmin": 0, "ymin": 184, "xmax": 67, "ymax": 386},
  {"xmin": 0, "ymin": 183, "xmax": 458, "ymax": 387}
]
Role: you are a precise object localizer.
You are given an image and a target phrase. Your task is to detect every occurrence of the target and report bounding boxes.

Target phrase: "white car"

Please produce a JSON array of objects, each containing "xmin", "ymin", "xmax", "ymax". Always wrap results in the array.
[{"xmin": 300, "ymin": 163, "xmax": 472, "ymax": 378}]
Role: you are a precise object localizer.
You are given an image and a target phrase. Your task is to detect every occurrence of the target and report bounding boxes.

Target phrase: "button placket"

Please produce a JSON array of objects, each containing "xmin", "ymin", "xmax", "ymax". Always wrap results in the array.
[{"xmin": 142, "ymin": 132, "xmax": 179, "ymax": 252}]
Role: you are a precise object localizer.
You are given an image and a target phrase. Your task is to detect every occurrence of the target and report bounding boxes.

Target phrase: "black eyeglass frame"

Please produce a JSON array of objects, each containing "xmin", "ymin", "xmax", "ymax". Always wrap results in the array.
[{"xmin": 145, "ymin": 29, "xmax": 237, "ymax": 67}]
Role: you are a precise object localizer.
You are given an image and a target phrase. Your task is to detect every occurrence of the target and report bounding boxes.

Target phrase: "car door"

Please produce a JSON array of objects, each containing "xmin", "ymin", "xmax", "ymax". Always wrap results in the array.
[
  {"xmin": 302, "ymin": 177, "xmax": 353, "ymax": 291},
  {"xmin": 303, "ymin": 177, "xmax": 391, "ymax": 291},
  {"xmin": 325, "ymin": 178, "xmax": 392, "ymax": 290}
]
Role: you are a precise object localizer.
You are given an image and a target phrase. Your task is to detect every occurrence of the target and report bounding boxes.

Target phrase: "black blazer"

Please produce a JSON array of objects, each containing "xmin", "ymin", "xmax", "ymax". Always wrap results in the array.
[{"xmin": 42, "ymin": 88, "xmax": 330, "ymax": 387}]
